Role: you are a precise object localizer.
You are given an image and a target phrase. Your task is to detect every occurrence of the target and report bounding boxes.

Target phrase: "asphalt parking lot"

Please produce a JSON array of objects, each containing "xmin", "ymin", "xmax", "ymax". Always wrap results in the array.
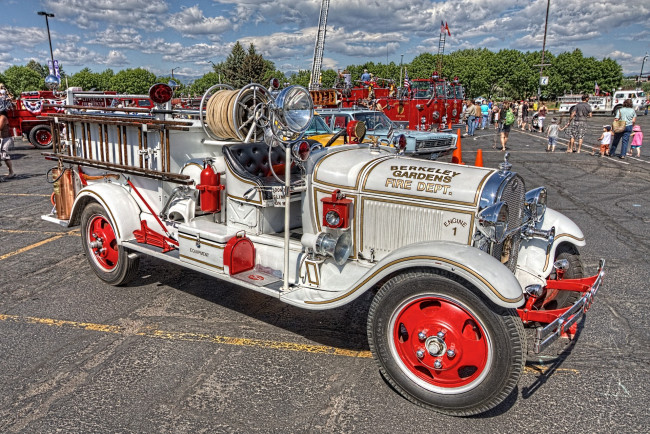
[{"xmin": 1, "ymin": 113, "xmax": 649, "ymax": 432}]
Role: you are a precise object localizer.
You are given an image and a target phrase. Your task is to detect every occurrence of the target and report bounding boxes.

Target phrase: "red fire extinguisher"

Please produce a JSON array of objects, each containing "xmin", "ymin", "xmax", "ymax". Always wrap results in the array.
[{"xmin": 196, "ymin": 162, "xmax": 224, "ymax": 213}]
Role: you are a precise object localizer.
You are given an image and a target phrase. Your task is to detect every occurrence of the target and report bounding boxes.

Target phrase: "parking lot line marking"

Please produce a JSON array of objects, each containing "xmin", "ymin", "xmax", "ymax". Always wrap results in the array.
[
  {"xmin": 0, "ymin": 229, "xmax": 80, "ymax": 236},
  {"xmin": 0, "ymin": 193, "xmax": 50, "ymax": 197},
  {"xmin": 0, "ymin": 314, "xmax": 373, "ymax": 359},
  {"xmin": 0, "ymin": 313, "xmax": 584, "ymax": 374},
  {"xmin": 0, "ymin": 234, "xmax": 68, "ymax": 261}
]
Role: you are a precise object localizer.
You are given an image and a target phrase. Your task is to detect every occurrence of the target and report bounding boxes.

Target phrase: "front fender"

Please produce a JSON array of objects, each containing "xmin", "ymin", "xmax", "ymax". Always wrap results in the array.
[
  {"xmin": 517, "ymin": 207, "xmax": 586, "ymax": 282},
  {"xmin": 301, "ymin": 241, "xmax": 524, "ymax": 309},
  {"xmin": 68, "ymin": 183, "xmax": 142, "ymax": 244}
]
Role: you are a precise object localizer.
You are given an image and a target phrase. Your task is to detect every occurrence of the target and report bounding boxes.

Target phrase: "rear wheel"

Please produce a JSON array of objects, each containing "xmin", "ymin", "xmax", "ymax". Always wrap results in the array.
[
  {"xmin": 367, "ymin": 271, "xmax": 525, "ymax": 416},
  {"xmin": 80, "ymin": 202, "xmax": 139, "ymax": 286},
  {"xmin": 28, "ymin": 125, "xmax": 53, "ymax": 149}
]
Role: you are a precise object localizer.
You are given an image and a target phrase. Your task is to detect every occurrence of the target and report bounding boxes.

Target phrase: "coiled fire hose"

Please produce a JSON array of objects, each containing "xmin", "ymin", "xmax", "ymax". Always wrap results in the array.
[
  {"xmin": 205, "ymin": 88, "xmax": 267, "ymax": 141},
  {"xmin": 206, "ymin": 89, "xmax": 239, "ymax": 140}
]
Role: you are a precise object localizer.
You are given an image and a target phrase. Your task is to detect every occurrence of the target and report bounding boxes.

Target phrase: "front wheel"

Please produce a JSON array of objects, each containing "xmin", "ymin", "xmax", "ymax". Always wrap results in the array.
[
  {"xmin": 542, "ymin": 244, "xmax": 583, "ymax": 310},
  {"xmin": 81, "ymin": 202, "xmax": 139, "ymax": 286},
  {"xmin": 28, "ymin": 125, "xmax": 53, "ymax": 149},
  {"xmin": 367, "ymin": 271, "xmax": 525, "ymax": 416}
]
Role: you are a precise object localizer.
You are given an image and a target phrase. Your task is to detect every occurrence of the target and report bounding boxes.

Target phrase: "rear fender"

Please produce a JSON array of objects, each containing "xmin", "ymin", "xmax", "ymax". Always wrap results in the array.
[
  {"xmin": 68, "ymin": 183, "xmax": 142, "ymax": 244},
  {"xmin": 303, "ymin": 241, "xmax": 524, "ymax": 309}
]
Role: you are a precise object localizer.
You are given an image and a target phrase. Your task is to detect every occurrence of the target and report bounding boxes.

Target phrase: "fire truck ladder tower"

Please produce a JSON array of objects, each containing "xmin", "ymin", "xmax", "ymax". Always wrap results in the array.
[
  {"xmin": 309, "ymin": 0, "xmax": 330, "ymax": 91},
  {"xmin": 437, "ymin": 30, "xmax": 446, "ymax": 73}
]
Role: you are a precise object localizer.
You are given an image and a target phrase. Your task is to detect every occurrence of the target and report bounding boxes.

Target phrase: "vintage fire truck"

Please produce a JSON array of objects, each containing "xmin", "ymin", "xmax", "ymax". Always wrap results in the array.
[
  {"xmin": 3, "ymin": 90, "xmax": 66, "ymax": 148},
  {"xmin": 311, "ymin": 72, "xmax": 465, "ymax": 132},
  {"xmin": 41, "ymin": 81, "xmax": 603, "ymax": 416}
]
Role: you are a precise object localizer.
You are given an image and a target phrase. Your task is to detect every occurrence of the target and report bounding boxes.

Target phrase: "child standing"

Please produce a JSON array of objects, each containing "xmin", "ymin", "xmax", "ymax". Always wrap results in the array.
[
  {"xmin": 597, "ymin": 125, "xmax": 613, "ymax": 157},
  {"xmin": 630, "ymin": 125, "xmax": 643, "ymax": 157},
  {"xmin": 546, "ymin": 117, "xmax": 565, "ymax": 152}
]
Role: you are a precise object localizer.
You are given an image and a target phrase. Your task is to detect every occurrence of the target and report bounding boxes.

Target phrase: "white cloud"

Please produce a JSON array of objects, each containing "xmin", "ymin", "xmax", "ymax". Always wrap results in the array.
[
  {"xmin": 99, "ymin": 50, "xmax": 129, "ymax": 66},
  {"xmin": 168, "ymin": 5, "xmax": 232, "ymax": 38},
  {"xmin": 42, "ymin": 0, "xmax": 169, "ymax": 30}
]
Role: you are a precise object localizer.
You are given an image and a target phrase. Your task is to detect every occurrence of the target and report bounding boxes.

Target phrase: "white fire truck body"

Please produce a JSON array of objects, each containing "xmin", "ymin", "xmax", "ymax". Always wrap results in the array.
[{"xmin": 41, "ymin": 83, "xmax": 603, "ymax": 416}]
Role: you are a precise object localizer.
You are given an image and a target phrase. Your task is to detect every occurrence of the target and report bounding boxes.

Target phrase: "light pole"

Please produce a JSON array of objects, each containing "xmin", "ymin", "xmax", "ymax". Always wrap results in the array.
[
  {"xmin": 535, "ymin": 0, "xmax": 551, "ymax": 101},
  {"xmin": 640, "ymin": 52, "xmax": 649, "ymax": 83},
  {"xmin": 399, "ymin": 54, "xmax": 404, "ymax": 89},
  {"xmin": 37, "ymin": 11, "xmax": 55, "ymax": 66}
]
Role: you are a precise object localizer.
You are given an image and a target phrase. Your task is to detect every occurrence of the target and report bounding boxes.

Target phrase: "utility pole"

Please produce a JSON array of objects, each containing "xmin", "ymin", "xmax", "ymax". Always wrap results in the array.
[
  {"xmin": 37, "ymin": 11, "xmax": 55, "ymax": 66},
  {"xmin": 536, "ymin": 0, "xmax": 551, "ymax": 101}
]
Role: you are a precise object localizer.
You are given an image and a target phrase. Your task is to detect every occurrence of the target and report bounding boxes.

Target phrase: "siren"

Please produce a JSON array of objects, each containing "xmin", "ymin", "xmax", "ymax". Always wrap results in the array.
[{"xmin": 149, "ymin": 83, "xmax": 173, "ymax": 105}]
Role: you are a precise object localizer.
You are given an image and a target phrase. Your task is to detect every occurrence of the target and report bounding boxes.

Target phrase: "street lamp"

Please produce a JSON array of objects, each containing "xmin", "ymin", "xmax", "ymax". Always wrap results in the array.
[
  {"xmin": 640, "ymin": 52, "xmax": 649, "ymax": 83},
  {"xmin": 37, "ymin": 11, "xmax": 55, "ymax": 66},
  {"xmin": 169, "ymin": 67, "xmax": 180, "ymax": 90},
  {"xmin": 536, "ymin": 0, "xmax": 551, "ymax": 101}
]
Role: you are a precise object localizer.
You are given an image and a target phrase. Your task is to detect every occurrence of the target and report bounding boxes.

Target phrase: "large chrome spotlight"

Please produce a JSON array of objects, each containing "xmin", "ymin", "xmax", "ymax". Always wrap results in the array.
[
  {"xmin": 45, "ymin": 74, "xmax": 60, "ymax": 90},
  {"xmin": 274, "ymin": 85, "xmax": 313, "ymax": 134}
]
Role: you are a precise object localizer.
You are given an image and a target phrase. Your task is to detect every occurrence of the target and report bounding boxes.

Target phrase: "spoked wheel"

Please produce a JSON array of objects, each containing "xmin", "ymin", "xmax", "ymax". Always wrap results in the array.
[
  {"xmin": 368, "ymin": 271, "xmax": 525, "ymax": 416},
  {"xmin": 540, "ymin": 244, "xmax": 583, "ymax": 310},
  {"xmin": 81, "ymin": 202, "xmax": 139, "ymax": 286},
  {"xmin": 29, "ymin": 125, "xmax": 53, "ymax": 149}
]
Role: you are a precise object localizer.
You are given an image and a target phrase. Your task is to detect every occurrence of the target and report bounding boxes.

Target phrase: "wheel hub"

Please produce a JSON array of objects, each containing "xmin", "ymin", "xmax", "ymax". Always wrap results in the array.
[{"xmin": 425, "ymin": 336, "xmax": 447, "ymax": 357}]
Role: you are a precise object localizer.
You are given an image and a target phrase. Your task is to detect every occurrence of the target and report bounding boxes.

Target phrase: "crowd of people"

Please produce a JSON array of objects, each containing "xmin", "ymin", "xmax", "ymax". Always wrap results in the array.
[{"xmin": 459, "ymin": 95, "xmax": 644, "ymax": 157}]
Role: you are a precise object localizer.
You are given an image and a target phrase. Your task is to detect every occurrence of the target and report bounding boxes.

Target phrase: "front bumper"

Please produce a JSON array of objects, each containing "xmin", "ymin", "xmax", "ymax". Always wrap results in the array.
[{"xmin": 518, "ymin": 259, "xmax": 605, "ymax": 353}]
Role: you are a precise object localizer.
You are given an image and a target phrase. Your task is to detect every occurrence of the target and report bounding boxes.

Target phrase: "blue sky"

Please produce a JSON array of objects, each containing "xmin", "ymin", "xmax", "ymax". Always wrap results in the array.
[{"xmin": 1, "ymin": 0, "xmax": 649, "ymax": 81}]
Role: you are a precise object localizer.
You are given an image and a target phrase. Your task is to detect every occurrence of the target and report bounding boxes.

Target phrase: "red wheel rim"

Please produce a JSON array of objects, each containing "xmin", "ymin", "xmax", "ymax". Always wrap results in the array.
[
  {"xmin": 389, "ymin": 295, "xmax": 492, "ymax": 393},
  {"xmin": 87, "ymin": 215, "xmax": 119, "ymax": 270},
  {"xmin": 36, "ymin": 130, "xmax": 52, "ymax": 145}
]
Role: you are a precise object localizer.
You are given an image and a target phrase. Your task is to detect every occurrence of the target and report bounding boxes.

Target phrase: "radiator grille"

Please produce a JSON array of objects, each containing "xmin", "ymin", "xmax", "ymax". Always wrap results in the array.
[
  {"xmin": 491, "ymin": 175, "xmax": 525, "ymax": 272},
  {"xmin": 362, "ymin": 201, "xmax": 445, "ymax": 254},
  {"xmin": 415, "ymin": 137, "xmax": 454, "ymax": 150}
]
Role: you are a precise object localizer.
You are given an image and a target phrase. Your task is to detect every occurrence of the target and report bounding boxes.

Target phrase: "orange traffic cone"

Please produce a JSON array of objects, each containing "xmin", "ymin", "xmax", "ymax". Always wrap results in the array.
[
  {"xmin": 474, "ymin": 149, "xmax": 484, "ymax": 167},
  {"xmin": 452, "ymin": 129, "xmax": 465, "ymax": 165},
  {"xmin": 448, "ymin": 121, "xmax": 452, "ymax": 130}
]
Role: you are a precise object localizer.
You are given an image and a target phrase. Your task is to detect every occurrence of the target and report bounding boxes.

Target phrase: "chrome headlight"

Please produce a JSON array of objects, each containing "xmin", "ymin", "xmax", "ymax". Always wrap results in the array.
[
  {"xmin": 477, "ymin": 202, "xmax": 509, "ymax": 242},
  {"xmin": 274, "ymin": 85, "xmax": 313, "ymax": 133},
  {"xmin": 525, "ymin": 187, "xmax": 547, "ymax": 223}
]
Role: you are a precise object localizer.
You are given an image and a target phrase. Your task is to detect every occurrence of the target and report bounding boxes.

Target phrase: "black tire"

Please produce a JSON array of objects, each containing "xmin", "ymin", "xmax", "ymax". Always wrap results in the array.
[
  {"xmin": 367, "ymin": 271, "xmax": 525, "ymax": 416},
  {"xmin": 80, "ymin": 202, "xmax": 139, "ymax": 286},
  {"xmin": 28, "ymin": 124, "xmax": 53, "ymax": 149},
  {"xmin": 543, "ymin": 244, "xmax": 583, "ymax": 309}
]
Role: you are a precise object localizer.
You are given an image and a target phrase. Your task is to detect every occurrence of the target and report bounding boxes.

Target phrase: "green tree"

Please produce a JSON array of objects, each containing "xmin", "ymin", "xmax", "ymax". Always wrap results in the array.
[
  {"xmin": 26, "ymin": 59, "xmax": 48, "ymax": 78},
  {"xmin": 108, "ymin": 68, "xmax": 157, "ymax": 94},
  {"xmin": 98, "ymin": 69, "xmax": 114, "ymax": 91},
  {"xmin": 69, "ymin": 67, "xmax": 102, "ymax": 90},
  {"xmin": 188, "ymin": 72, "xmax": 222, "ymax": 96},
  {"xmin": 3, "ymin": 65, "xmax": 43, "ymax": 94},
  {"xmin": 240, "ymin": 44, "xmax": 267, "ymax": 85},
  {"xmin": 222, "ymin": 41, "xmax": 248, "ymax": 87},
  {"xmin": 287, "ymin": 70, "xmax": 311, "ymax": 88}
]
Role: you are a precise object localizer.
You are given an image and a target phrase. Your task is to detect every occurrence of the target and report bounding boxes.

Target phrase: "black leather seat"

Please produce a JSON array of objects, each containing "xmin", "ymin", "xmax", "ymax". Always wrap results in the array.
[{"xmin": 223, "ymin": 142, "xmax": 303, "ymax": 200}]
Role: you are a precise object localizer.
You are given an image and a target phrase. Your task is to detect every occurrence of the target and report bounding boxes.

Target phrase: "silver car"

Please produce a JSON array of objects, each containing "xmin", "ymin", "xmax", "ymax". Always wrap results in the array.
[{"xmin": 318, "ymin": 108, "xmax": 457, "ymax": 160}]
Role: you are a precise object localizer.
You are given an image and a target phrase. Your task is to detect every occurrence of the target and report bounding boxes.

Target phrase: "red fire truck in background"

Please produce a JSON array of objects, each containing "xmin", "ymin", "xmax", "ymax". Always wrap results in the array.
[
  {"xmin": 4, "ymin": 90, "xmax": 66, "ymax": 149},
  {"xmin": 312, "ymin": 72, "xmax": 465, "ymax": 132},
  {"xmin": 2, "ymin": 89, "xmax": 155, "ymax": 149}
]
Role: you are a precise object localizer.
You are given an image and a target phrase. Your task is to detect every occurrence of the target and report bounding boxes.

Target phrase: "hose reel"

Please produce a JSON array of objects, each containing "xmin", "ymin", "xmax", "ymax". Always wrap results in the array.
[{"xmin": 202, "ymin": 84, "xmax": 268, "ymax": 142}]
